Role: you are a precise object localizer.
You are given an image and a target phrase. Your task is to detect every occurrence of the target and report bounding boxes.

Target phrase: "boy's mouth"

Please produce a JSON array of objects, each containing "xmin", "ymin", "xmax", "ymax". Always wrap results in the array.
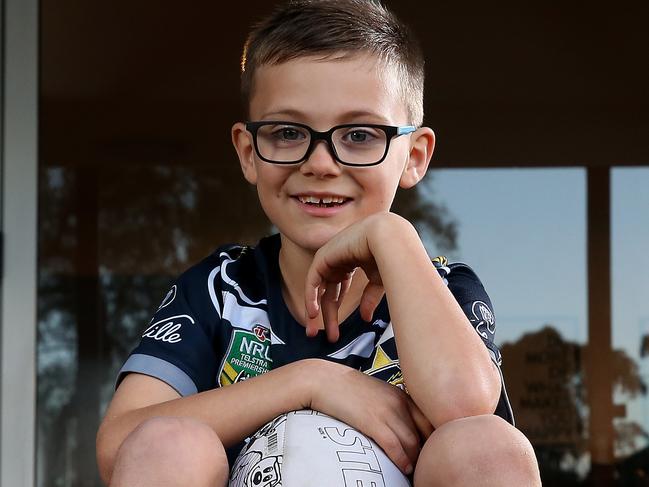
[{"xmin": 294, "ymin": 195, "xmax": 351, "ymax": 208}]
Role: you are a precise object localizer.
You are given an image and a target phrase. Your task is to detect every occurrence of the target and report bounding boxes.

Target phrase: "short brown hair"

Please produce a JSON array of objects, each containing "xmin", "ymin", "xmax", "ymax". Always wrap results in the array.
[{"xmin": 241, "ymin": 0, "xmax": 425, "ymax": 125}]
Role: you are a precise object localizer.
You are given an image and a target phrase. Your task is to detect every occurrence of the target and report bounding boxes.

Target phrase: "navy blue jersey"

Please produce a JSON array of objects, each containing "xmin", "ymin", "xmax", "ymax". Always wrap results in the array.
[{"xmin": 118, "ymin": 234, "xmax": 513, "ymax": 460}]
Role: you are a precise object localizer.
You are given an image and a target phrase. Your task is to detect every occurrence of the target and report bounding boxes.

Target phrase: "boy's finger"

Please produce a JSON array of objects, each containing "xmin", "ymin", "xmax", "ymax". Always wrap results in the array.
[
  {"xmin": 387, "ymin": 420, "xmax": 420, "ymax": 469},
  {"xmin": 321, "ymin": 282, "xmax": 341, "ymax": 342},
  {"xmin": 337, "ymin": 274, "xmax": 353, "ymax": 307},
  {"xmin": 304, "ymin": 312, "xmax": 320, "ymax": 337},
  {"xmin": 359, "ymin": 282, "xmax": 385, "ymax": 322},
  {"xmin": 304, "ymin": 274, "xmax": 322, "ymax": 319},
  {"xmin": 373, "ymin": 428, "xmax": 413, "ymax": 476},
  {"xmin": 407, "ymin": 397, "xmax": 434, "ymax": 441}
]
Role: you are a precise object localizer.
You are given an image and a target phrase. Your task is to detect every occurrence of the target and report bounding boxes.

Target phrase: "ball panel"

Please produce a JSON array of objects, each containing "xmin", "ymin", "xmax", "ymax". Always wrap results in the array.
[
  {"xmin": 229, "ymin": 414, "xmax": 287, "ymax": 487},
  {"xmin": 229, "ymin": 410, "xmax": 410, "ymax": 487}
]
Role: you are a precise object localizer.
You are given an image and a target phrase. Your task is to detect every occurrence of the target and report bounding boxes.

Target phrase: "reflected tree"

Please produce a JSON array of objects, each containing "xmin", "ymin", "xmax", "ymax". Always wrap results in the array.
[
  {"xmin": 500, "ymin": 326, "xmax": 648, "ymax": 486},
  {"xmin": 392, "ymin": 183, "xmax": 458, "ymax": 254},
  {"xmin": 38, "ymin": 168, "xmax": 79, "ymax": 487}
]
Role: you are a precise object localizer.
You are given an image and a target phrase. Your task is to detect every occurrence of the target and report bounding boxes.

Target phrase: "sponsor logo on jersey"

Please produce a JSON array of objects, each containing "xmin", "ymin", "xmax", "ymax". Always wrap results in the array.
[
  {"xmin": 142, "ymin": 314, "xmax": 195, "ymax": 344},
  {"xmin": 253, "ymin": 324, "xmax": 269, "ymax": 342},
  {"xmin": 219, "ymin": 325, "xmax": 273, "ymax": 386}
]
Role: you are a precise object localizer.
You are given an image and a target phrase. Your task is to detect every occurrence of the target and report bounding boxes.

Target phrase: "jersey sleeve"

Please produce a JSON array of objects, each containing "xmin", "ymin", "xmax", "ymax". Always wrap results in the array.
[
  {"xmin": 434, "ymin": 258, "xmax": 515, "ymax": 424},
  {"xmin": 117, "ymin": 254, "xmax": 224, "ymax": 396}
]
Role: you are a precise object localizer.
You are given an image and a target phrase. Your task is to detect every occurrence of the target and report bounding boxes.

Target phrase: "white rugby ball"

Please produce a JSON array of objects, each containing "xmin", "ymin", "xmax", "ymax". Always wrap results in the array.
[{"xmin": 229, "ymin": 409, "xmax": 410, "ymax": 487}]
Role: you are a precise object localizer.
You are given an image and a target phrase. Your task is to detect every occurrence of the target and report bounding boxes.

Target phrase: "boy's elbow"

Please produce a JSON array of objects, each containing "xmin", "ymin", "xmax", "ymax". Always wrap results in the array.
[
  {"xmin": 425, "ymin": 371, "xmax": 502, "ymax": 427},
  {"xmin": 432, "ymin": 396, "xmax": 498, "ymax": 427}
]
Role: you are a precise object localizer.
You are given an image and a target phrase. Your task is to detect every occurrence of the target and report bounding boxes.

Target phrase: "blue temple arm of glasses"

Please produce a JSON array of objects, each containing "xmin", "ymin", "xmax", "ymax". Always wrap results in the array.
[{"xmin": 397, "ymin": 125, "xmax": 417, "ymax": 135}]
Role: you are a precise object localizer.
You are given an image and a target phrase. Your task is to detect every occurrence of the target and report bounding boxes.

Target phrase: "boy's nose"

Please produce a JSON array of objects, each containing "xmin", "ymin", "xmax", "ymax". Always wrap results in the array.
[{"xmin": 299, "ymin": 140, "xmax": 342, "ymax": 178}]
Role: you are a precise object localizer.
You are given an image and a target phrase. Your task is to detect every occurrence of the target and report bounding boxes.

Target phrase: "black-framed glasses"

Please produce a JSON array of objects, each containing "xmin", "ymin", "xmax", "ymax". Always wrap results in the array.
[{"xmin": 245, "ymin": 121, "xmax": 416, "ymax": 167}]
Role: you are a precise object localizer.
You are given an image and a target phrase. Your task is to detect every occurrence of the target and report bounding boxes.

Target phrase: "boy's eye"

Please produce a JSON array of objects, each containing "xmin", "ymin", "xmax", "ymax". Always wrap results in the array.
[
  {"xmin": 271, "ymin": 126, "xmax": 307, "ymax": 141},
  {"xmin": 349, "ymin": 131, "xmax": 369, "ymax": 142},
  {"xmin": 339, "ymin": 127, "xmax": 381, "ymax": 144}
]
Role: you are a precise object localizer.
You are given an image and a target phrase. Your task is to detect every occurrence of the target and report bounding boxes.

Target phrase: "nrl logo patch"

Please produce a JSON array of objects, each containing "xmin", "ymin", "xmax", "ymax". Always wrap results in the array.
[{"xmin": 219, "ymin": 325, "xmax": 273, "ymax": 386}]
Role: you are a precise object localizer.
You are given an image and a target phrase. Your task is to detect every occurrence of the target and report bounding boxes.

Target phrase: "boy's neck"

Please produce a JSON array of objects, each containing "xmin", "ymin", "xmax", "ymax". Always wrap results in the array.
[{"xmin": 278, "ymin": 234, "xmax": 368, "ymax": 330}]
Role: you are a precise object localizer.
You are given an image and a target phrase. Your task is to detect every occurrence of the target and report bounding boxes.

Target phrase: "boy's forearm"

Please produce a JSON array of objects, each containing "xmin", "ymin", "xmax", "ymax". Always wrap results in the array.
[
  {"xmin": 98, "ymin": 359, "xmax": 315, "ymax": 477},
  {"xmin": 143, "ymin": 360, "xmax": 313, "ymax": 445},
  {"xmin": 368, "ymin": 214, "xmax": 501, "ymax": 426}
]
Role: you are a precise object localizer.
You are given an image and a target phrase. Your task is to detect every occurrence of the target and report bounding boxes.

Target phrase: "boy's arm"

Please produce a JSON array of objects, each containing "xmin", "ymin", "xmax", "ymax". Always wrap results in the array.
[
  {"xmin": 305, "ymin": 212, "xmax": 501, "ymax": 427},
  {"xmin": 97, "ymin": 357, "xmax": 428, "ymax": 483},
  {"xmin": 96, "ymin": 363, "xmax": 309, "ymax": 484}
]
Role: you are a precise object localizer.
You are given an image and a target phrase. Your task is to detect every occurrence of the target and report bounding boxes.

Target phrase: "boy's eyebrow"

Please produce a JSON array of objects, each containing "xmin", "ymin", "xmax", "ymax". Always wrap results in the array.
[
  {"xmin": 259, "ymin": 108, "xmax": 391, "ymax": 125},
  {"xmin": 339, "ymin": 110, "xmax": 392, "ymax": 124},
  {"xmin": 259, "ymin": 109, "xmax": 307, "ymax": 120}
]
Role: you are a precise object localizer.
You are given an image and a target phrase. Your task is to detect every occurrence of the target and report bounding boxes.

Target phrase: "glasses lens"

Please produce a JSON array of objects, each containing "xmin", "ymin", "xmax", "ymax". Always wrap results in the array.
[
  {"xmin": 255, "ymin": 124, "xmax": 310, "ymax": 163},
  {"xmin": 332, "ymin": 126, "xmax": 388, "ymax": 165}
]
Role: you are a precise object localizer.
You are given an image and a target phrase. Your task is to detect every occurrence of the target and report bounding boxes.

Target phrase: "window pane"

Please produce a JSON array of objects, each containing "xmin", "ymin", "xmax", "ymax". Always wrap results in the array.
[
  {"xmin": 611, "ymin": 167, "xmax": 649, "ymax": 463},
  {"xmin": 425, "ymin": 168, "xmax": 589, "ymax": 482}
]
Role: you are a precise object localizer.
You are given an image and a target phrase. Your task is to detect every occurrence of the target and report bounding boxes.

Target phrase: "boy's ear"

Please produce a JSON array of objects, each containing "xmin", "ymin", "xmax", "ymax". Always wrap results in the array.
[
  {"xmin": 232, "ymin": 122, "xmax": 258, "ymax": 185},
  {"xmin": 399, "ymin": 127, "xmax": 435, "ymax": 189}
]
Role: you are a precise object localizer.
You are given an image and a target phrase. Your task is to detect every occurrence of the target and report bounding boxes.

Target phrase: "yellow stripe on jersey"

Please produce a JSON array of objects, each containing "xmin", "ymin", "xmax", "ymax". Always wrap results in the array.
[{"xmin": 221, "ymin": 362, "xmax": 238, "ymax": 385}]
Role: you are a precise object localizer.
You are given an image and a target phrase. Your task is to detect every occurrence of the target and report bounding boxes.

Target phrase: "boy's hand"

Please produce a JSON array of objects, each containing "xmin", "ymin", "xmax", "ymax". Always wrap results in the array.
[
  {"xmin": 305, "ymin": 212, "xmax": 406, "ymax": 342},
  {"xmin": 307, "ymin": 358, "xmax": 433, "ymax": 475}
]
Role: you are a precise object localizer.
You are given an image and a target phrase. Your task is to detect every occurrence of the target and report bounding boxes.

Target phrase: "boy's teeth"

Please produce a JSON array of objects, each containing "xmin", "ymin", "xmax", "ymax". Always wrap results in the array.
[{"xmin": 298, "ymin": 195, "xmax": 346, "ymax": 204}]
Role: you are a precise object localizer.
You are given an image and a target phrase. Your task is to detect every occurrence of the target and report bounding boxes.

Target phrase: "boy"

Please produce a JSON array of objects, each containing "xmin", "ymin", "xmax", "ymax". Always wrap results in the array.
[{"xmin": 96, "ymin": 1, "xmax": 541, "ymax": 485}]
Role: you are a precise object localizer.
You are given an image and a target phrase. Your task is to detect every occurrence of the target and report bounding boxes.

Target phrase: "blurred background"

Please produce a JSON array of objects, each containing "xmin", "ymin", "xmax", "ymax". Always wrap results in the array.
[{"xmin": 20, "ymin": 0, "xmax": 649, "ymax": 485}]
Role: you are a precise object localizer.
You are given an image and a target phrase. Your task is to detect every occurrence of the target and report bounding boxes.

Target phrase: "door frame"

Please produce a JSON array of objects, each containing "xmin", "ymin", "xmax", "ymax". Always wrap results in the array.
[{"xmin": 1, "ymin": 0, "xmax": 39, "ymax": 484}]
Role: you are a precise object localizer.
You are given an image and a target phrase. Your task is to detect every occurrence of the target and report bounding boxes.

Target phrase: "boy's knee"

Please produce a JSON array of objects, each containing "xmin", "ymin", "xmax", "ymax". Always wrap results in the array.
[
  {"xmin": 112, "ymin": 416, "xmax": 228, "ymax": 487},
  {"xmin": 414, "ymin": 415, "xmax": 540, "ymax": 487},
  {"xmin": 126, "ymin": 416, "xmax": 226, "ymax": 460}
]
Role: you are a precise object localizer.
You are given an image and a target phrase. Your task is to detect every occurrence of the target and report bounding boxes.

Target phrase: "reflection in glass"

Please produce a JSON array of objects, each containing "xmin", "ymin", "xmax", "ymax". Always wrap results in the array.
[
  {"xmin": 37, "ymin": 163, "xmax": 272, "ymax": 486},
  {"xmin": 430, "ymin": 168, "xmax": 649, "ymax": 483},
  {"xmin": 612, "ymin": 168, "xmax": 649, "ymax": 466},
  {"xmin": 427, "ymin": 169, "xmax": 591, "ymax": 483}
]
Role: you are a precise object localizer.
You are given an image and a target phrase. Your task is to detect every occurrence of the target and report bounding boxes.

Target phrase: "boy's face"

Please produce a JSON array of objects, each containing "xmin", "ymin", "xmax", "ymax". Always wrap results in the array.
[{"xmin": 232, "ymin": 53, "xmax": 434, "ymax": 253}]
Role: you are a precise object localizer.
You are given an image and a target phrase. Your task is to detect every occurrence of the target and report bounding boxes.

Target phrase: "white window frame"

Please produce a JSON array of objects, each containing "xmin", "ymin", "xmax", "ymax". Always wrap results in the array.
[{"xmin": 0, "ymin": 0, "xmax": 39, "ymax": 484}]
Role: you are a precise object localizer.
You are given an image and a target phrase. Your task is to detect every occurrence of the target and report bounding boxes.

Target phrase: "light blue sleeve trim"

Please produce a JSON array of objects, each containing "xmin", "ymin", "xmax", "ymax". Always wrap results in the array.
[{"xmin": 117, "ymin": 353, "xmax": 198, "ymax": 397}]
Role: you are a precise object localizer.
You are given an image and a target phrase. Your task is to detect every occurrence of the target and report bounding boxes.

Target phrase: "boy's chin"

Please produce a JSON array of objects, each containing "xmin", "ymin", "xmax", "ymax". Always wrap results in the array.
[{"xmin": 280, "ymin": 228, "xmax": 338, "ymax": 254}]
